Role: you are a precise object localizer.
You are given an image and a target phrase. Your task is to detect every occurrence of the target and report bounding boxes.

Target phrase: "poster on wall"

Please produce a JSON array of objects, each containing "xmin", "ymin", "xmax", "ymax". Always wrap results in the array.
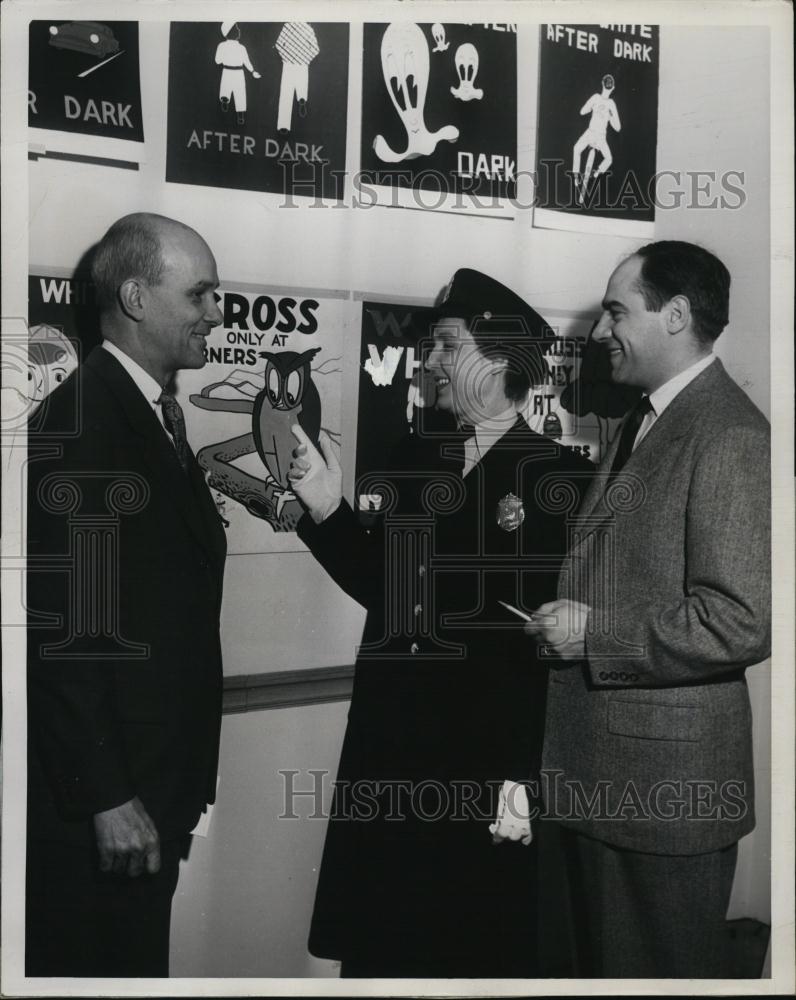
[
  {"xmin": 537, "ymin": 310, "xmax": 640, "ymax": 463},
  {"xmin": 21, "ymin": 273, "xmax": 352, "ymax": 555},
  {"xmin": 21, "ymin": 272, "xmax": 99, "ymax": 433},
  {"xmin": 28, "ymin": 20, "xmax": 144, "ymax": 163},
  {"xmin": 177, "ymin": 287, "xmax": 351, "ymax": 554},
  {"xmin": 358, "ymin": 22, "xmax": 517, "ymax": 212},
  {"xmin": 355, "ymin": 300, "xmax": 436, "ymax": 505},
  {"xmin": 166, "ymin": 21, "xmax": 349, "ymax": 201},
  {"xmin": 534, "ymin": 24, "xmax": 659, "ymax": 237},
  {"xmin": 354, "ymin": 301, "xmax": 638, "ymax": 507}
]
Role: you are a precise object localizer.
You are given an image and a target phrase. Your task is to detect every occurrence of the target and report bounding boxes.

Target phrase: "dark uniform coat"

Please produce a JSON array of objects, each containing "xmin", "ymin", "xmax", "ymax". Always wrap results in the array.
[{"xmin": 298, "ymin": 416, "xmax": 592, "ymax": 974}]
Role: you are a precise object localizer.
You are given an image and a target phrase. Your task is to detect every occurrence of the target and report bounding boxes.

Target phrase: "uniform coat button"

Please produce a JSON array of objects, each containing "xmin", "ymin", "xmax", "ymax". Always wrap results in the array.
[{"xmin": 410, "ymin": 643, "xmax": 420, "ymax": 655}]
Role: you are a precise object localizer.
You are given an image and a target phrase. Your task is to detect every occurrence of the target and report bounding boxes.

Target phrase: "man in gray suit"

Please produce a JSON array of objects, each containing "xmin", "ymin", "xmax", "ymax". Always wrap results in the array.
[{"xmin": 527, "ymin": 241, "xmax": 771, "ymax": 978}]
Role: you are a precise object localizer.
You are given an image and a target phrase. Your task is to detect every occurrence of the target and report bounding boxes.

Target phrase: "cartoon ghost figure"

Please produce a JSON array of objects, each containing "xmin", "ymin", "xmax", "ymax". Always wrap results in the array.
[
  {"xmin": 28, "ymin": 324, "xmax": 79, "ymax": 410},
  {"xmin": 373, "ymin": 22, "xmax": 459, "ymax": 163},
  {"xmin": 450, "ymin": 43, "xmax": 483, "ymax": 101},
  {"xmin": 430, "ymin": 23, "xmax": 449, "ymax": 52},
  {"xmin": 253, "ymin": 347, "xmax": 321, "ymax": 489}
]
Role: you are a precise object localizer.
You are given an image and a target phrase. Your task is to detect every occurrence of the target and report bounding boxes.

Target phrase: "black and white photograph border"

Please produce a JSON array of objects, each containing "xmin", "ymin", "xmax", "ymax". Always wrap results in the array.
[{"xmin": 1, "ymin": 0, "xmax": 793, "ymax": 996}]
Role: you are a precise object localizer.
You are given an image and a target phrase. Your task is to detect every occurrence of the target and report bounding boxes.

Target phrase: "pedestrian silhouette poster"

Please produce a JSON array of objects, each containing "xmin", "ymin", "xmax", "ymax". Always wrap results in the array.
[
  {"xmin": 534, "ymin": 24, "xmax": 659, "ymax": 237},
  {"xmin": 28, "ymin": 20, "xmax": 144, "ymax": 161},
  {"xmin": 359, "ymin": 22, "xmax": 517, "ymax": 210},
  {"xmin": 166, "ymin": 21, "xmax": 349, "ymax": 200}
]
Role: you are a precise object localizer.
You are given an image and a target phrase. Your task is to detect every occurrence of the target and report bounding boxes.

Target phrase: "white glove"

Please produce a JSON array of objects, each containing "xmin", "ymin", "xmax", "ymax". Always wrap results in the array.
[
  {"xmin": 489, "ymin": 779, "xmax": 532, "ymax": 846},
  {"xmin": 288, "ymin": 425, "xmax": 343, "ymax": 524}
]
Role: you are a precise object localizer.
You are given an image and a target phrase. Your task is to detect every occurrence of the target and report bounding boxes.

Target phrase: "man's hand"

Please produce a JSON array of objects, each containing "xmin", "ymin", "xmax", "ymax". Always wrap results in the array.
[
  {"xmin": 489, "ymin": 780, "xmax": 532, "ymax": 846},
  {"xmin": 524, "ymin": 599, "xmax": 591, "ymax": 661},
  {"xmin": 288, "ymin": 425, "xmax": 343, "ymax": 524},
  {"xmin": 93, "ymin": 796, "xmax": 161, "ymax": 877}
]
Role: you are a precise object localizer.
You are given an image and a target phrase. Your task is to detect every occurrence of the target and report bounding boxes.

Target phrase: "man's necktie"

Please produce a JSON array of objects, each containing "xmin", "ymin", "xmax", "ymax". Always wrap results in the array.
[
  {"xmin": 610, "ymin": 396, "xmax": 653, "ymax": 474},
  {"xmin": 158, "ymin": 391, "xmax": 191, "ymax": 472}
]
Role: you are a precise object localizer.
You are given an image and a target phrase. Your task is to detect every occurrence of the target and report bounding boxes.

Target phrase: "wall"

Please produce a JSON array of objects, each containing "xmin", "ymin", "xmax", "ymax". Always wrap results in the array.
[
  {"xmin": 170, "ymin": 703, "xmax": 348, "ymax": 978},
  {"xmin": 26, "ymin": 17, "xmax": 772, "ymax": 977}
]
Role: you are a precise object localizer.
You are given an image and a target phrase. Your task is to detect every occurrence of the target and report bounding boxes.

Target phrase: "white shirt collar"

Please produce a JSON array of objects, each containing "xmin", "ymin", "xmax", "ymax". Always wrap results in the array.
[
  {"xmin": 632, "ymin": 353, "xmax": 716, "ymax": 454},
  {"xmin": 647, "ymin": 353, "xmax": 716, "ymax": 418},
  {"xmin": 101, "ymin": 340, "xmax": 165, "ymax": 411}
]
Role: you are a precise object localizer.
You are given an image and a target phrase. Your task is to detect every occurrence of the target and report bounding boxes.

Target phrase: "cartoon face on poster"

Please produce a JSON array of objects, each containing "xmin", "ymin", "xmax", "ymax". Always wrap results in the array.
[
  {"xmin": 359, "ymin": 22, "xmax": 517, "ymax": 205},
  {"xmin": 166, "ymin": 22, "xmax": 349, "ymax": 200},
  {"xmin": 3, "ymin": 318, "xmax": 80, "ymax": 439},
  {"xmin": 17, "ymin": 273, "xmax": 101, "ymax": 436},
  {"xmin": 176, "ymin": 289, "xmax": 349, "ymax": 554},
  {"xmin": 25, "ymin": 323, "xmax": 80, "ymax": 409},
  {"xmin": 534, "ymin": 24, "xmax": 659, "ymax": 236},
  {"xmin": 28, "ymin": 21, "xmax": 144, "ymax": 148},
  {"xmin": 355, "ymin": 302, "xmax": 638, "ymax": 498}
]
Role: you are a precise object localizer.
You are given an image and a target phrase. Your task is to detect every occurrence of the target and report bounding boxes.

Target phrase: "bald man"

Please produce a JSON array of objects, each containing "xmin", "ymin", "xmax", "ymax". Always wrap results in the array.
[{"xmin": 26, "ymin": 214, "xmax": 227, "ymax": 976}]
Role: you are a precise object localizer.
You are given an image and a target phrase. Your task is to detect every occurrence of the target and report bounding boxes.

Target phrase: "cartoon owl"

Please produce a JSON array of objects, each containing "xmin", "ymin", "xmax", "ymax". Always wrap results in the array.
[{"xmin": 253, "ymin": 347, "xmax": 321, "ymax": 489}]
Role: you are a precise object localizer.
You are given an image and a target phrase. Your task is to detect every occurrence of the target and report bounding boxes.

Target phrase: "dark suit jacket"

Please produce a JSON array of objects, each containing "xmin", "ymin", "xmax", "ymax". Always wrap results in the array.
[
  {"xmin": 298, "ymin": 417, "xmax": 592, "ymax": 963},
  {"xmin": 543, "ymin": 358, "xmax": 771, "ymax": 854},
  {"xmin": 27, "ymin": 346, "xmax": 227, "ymax": 847}
]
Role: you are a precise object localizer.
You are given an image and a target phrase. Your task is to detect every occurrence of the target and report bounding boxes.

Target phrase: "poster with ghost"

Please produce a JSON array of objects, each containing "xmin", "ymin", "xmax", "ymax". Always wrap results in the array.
[
  {"xmin": 359, "ymin": 22, "xmax": 517, "ymax": 210},
  {"xmin": 166, "ymin": 21, "xmax": 349, "ymax": 200},
  {"xmin": 176, "ymin": 288, "xmax": 350, "ymax": 554},
  {"xmin": 28, "ymin": 20, "xmax": 144, "ymax": 162},
  {"xmin": 534, "ymin": 24, "xmax": 659, "ymax": 237},
  {"xmin": 355, "ymin": 301, "xmax": 639, "ymax": 503}
]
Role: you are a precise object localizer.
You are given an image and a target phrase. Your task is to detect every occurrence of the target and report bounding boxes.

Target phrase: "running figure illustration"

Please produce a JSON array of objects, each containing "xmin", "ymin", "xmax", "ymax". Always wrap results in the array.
[{"xmin": 572, "ymin": 74, "xmax": 621, "ymax": 204}]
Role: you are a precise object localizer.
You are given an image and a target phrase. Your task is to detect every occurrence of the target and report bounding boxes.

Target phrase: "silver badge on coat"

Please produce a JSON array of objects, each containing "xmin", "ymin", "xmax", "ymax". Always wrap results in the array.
[{"xmin": 496, "ymin": 492, "xmax": 525, "ymax": 532}]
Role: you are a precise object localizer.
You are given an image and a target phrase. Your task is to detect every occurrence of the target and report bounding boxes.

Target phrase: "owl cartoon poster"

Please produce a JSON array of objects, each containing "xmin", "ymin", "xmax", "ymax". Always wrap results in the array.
[{"xmin": 175, "ymin": 287, "xmax": 353, "ymax": 554}]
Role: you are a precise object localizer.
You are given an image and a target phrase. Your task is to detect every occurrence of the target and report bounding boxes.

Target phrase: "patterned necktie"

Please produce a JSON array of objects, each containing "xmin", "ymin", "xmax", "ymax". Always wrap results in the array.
[
  {"xmin": 158, "ymin": 391, "xmax": 191, "ymax": 472},
  {"xmin": 610, "ymin": 396, "xmax": 653, "ymax": 474}
]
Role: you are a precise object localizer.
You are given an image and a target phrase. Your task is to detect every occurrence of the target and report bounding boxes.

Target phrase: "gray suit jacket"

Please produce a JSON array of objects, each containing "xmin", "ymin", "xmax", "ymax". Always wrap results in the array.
[{"xmin": 542, "ymin": 358, "xmax": 771, "ymax": 854}]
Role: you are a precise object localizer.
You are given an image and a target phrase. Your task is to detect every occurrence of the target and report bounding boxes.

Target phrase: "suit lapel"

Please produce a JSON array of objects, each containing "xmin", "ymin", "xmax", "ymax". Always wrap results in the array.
[
  {"xmin": 186, "ymin": 450, "xmax": 228, "ymax": 565},
  {"xmin": 577, "ymin": 427, "xmax": 623, "ymax": 521},
  {"xmin": 86, "ymin": 347, "xmax": 221, "ymax": 557},
  {"xmin": 573, "ymin": 357, "xmax": 727, "ymax": 539}
]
